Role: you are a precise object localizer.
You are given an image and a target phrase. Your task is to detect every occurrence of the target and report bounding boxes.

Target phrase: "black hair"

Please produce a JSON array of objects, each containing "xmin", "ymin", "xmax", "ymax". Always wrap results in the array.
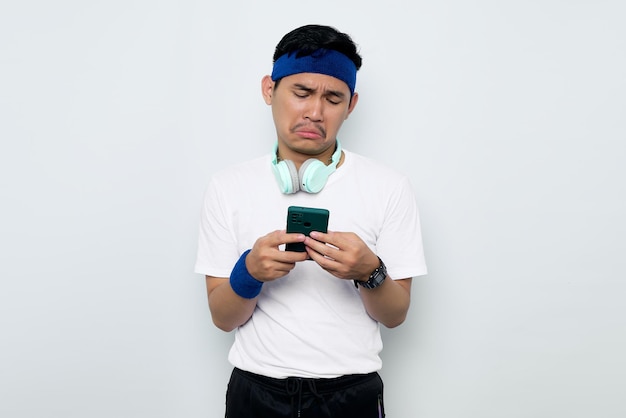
[{"xmin": 273, "ymin": 24, "xmax": 362, "ymax": 70}]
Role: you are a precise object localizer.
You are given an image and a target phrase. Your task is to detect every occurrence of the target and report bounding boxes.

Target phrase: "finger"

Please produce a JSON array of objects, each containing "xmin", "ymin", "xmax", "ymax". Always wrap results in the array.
[
  {"xmin": 309, "ymin": 230, "xmax": 345, "ymax": 249},
  {"xmin": 278, "ymin": 249, "xmax": 309, "ymax": 263},
  {"xmin": 253, "ymin": 254, "xmax": 305, "ymax": 281},
  {"xmin": 306, "ymin": 247, "xmax": 341, "ymax": 272},
  {"xmin": 306, "ymin": 242, "xmax": 340, "ymax": 265},
  {"xmin": 303, "ymin": 237, "xmax": 329, "ymax": 257},
  {"xmin": 281, "ymin": 230, "xmax": 307, "ymax": 244},
  {"xmin": 309, "ymin": 230, "xmax": 329, "ymax": 242},
  {"xmin": 258, "ymin": 230, "xmax": 306, "ymax": 251}
]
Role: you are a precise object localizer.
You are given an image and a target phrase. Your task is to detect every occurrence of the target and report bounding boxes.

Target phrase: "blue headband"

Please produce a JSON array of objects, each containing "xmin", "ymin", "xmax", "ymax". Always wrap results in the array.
[{"xmin": 271, "ymin": 49, "xmax": 357, "ymax": 95}]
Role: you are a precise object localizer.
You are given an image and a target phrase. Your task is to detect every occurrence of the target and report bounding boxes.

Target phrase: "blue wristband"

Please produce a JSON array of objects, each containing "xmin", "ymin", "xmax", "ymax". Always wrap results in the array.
[{"xmin": 229, "ymin": 250, "xmax": 263, "ymax": 299}]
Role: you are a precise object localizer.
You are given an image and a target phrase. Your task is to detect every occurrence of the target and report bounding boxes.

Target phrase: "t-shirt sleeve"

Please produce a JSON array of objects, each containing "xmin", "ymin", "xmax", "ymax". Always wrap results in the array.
[
  {"xmin": 194, "ymin": 178, "xmax": 240, "ymax": 278},
  {"xmin": 376, "ymin": 176, "xmax": 428, "ymax": 280}
]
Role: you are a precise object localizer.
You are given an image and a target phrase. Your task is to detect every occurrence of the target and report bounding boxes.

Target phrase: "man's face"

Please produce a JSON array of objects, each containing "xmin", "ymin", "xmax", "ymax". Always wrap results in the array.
[{"xmin": 262, "ymin": 72, "xmax": 358, "ymax": 162}]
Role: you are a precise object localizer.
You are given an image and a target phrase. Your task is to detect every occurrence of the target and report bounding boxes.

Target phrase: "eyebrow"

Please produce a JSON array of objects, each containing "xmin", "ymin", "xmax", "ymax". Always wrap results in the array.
[{"xmin": 293, "ymin": 83, "xmax": 346, "ymax": 99}]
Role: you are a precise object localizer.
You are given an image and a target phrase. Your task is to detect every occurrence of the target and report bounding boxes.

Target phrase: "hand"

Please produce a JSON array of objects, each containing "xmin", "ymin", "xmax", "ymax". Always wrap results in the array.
[
  {"xmin": 246, "ymin": 230, "xmax": 309, "ymax": 282},
  {"xmin": 303, "ymin": 230, "xmax": 380, "ymax": 281}
]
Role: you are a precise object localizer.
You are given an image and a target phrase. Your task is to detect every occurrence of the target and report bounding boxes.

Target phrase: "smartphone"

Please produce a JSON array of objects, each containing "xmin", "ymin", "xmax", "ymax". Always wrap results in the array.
[{"xmin": 285, "ymin": 206, "xmax": 330, "ymax": 252}]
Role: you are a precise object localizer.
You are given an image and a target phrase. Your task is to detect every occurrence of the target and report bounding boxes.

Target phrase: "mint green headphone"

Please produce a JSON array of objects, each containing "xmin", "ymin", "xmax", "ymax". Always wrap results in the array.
[{"xmin": 271, "ymin": 140, "xmax": 342, "ymax": 194}]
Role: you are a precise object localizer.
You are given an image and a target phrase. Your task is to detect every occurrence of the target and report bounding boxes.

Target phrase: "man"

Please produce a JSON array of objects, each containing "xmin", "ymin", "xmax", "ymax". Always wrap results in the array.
[{"xmin": 195, "ymin": 24, "xmax": 427, "ymax": 418}]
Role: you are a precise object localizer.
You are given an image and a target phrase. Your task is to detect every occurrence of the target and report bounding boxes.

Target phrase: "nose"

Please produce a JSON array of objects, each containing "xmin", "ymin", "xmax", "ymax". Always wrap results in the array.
[{"xmin": 304, "ymin": 98, "xmax": 324, "ymax": 122}]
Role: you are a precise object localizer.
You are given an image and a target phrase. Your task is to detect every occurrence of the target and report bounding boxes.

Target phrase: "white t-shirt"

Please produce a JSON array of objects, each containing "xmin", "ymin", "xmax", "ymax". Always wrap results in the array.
[{"xmin": 195, "ymin": 149, "xmax": 427, "ymax": 378}]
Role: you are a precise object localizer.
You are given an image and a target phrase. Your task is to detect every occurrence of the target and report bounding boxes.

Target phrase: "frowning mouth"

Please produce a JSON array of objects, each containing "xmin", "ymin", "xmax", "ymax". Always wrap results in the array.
[{"xmin": 292, "ymin": 123, "xmax": 326, "ymax": 139}]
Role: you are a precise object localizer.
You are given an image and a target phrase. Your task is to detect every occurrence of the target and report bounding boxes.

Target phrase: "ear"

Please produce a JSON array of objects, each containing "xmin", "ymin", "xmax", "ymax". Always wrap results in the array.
[
  {"xmin": 261, "ymin": 75, "xmax": 274, "ymax": 105},
  {"xmin": 345, "ymin": 92, "xmax": 359, "ymax": 119}
]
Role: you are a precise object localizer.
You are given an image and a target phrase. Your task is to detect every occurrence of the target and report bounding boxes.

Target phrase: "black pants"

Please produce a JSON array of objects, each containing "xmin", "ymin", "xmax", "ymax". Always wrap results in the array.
[{"xmin": 225, "ymin": 368, "xmax": 385, "ymax": 418}]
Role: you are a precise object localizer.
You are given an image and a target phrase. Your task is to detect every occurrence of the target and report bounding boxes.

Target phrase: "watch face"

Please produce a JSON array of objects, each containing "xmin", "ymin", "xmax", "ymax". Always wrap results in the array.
[
  {"xmin": 362, "ymin": 269, "xmax": 386, "ymax": 289},
  {"xmin": 357, "ymin": 258, "xmax": 387, "ymax": 289}
]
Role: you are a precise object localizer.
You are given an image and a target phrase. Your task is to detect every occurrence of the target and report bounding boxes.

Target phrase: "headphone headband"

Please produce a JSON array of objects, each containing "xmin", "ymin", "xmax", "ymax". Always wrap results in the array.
[{"xmin": 271, "ymin": 140, "xmax": 342, "ymax": 194}]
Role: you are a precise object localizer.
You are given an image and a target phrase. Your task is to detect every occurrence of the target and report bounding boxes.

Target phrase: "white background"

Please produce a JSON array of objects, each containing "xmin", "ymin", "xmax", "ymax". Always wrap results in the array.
[{"xmin": 1, "ymin": 1, "xmax": 625, "ymax": 417}]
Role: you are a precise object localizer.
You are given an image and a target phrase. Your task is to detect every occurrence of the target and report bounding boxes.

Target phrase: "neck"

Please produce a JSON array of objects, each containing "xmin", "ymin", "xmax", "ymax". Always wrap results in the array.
[
  {"xmin": 275, "ymin": 140, "xmax": 341, "ymax": 169},
  {"xmin": 276, "ymin": 153, "xmax": 334, "ymax": 165}
]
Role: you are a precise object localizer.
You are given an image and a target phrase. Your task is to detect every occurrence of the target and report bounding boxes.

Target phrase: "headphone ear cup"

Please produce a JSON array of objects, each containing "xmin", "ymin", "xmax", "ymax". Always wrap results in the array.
[
  {"xmin": 298, "ymin": 159, "xmax": 328, "ymax": 193},
  {"xmin": 275, "ymin": 160, "xmax": 299, "ymax": 194}
]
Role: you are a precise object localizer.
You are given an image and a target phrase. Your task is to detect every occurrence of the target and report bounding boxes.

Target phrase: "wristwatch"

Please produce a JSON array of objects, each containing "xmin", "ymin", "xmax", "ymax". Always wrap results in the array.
[{"xmin": 355, "ymin": 257, "xmax": 387, "ymax": 289}]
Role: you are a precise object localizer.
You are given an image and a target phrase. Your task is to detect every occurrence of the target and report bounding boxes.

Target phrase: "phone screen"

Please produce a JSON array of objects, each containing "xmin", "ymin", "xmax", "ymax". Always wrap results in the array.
[{"xmin": 285, "ymin": 206, "xmax": 330, "ymax": 252}]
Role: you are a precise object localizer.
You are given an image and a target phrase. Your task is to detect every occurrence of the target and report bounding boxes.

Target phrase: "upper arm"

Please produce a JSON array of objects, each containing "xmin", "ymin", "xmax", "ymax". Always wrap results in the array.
[
  {"xmin": 394, "ymin": 277, "xmax": 412, "ymax": 295},
  {"xmin": 205, "ymin": 275, "xmax": 228, "ymax": 297}
]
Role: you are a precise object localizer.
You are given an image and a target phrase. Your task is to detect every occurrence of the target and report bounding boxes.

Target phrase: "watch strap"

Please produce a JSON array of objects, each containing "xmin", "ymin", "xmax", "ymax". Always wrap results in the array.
[{"xmin": 355, "ymin": 257, "xmax": 387, "ymax": 289}]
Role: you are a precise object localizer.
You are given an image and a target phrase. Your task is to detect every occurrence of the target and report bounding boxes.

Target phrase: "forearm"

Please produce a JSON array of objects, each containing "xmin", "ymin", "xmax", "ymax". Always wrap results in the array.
[
  {"xmin": 204, "ymin": 233, "xmax": 308, "ymax": 332},
  {"xmin": 359, "ymin": 277, "xmax": 411, "ymax": 328},
  {"xmin": 206, "ymin": 277, "xmax": 257, "ymax": 332}
]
